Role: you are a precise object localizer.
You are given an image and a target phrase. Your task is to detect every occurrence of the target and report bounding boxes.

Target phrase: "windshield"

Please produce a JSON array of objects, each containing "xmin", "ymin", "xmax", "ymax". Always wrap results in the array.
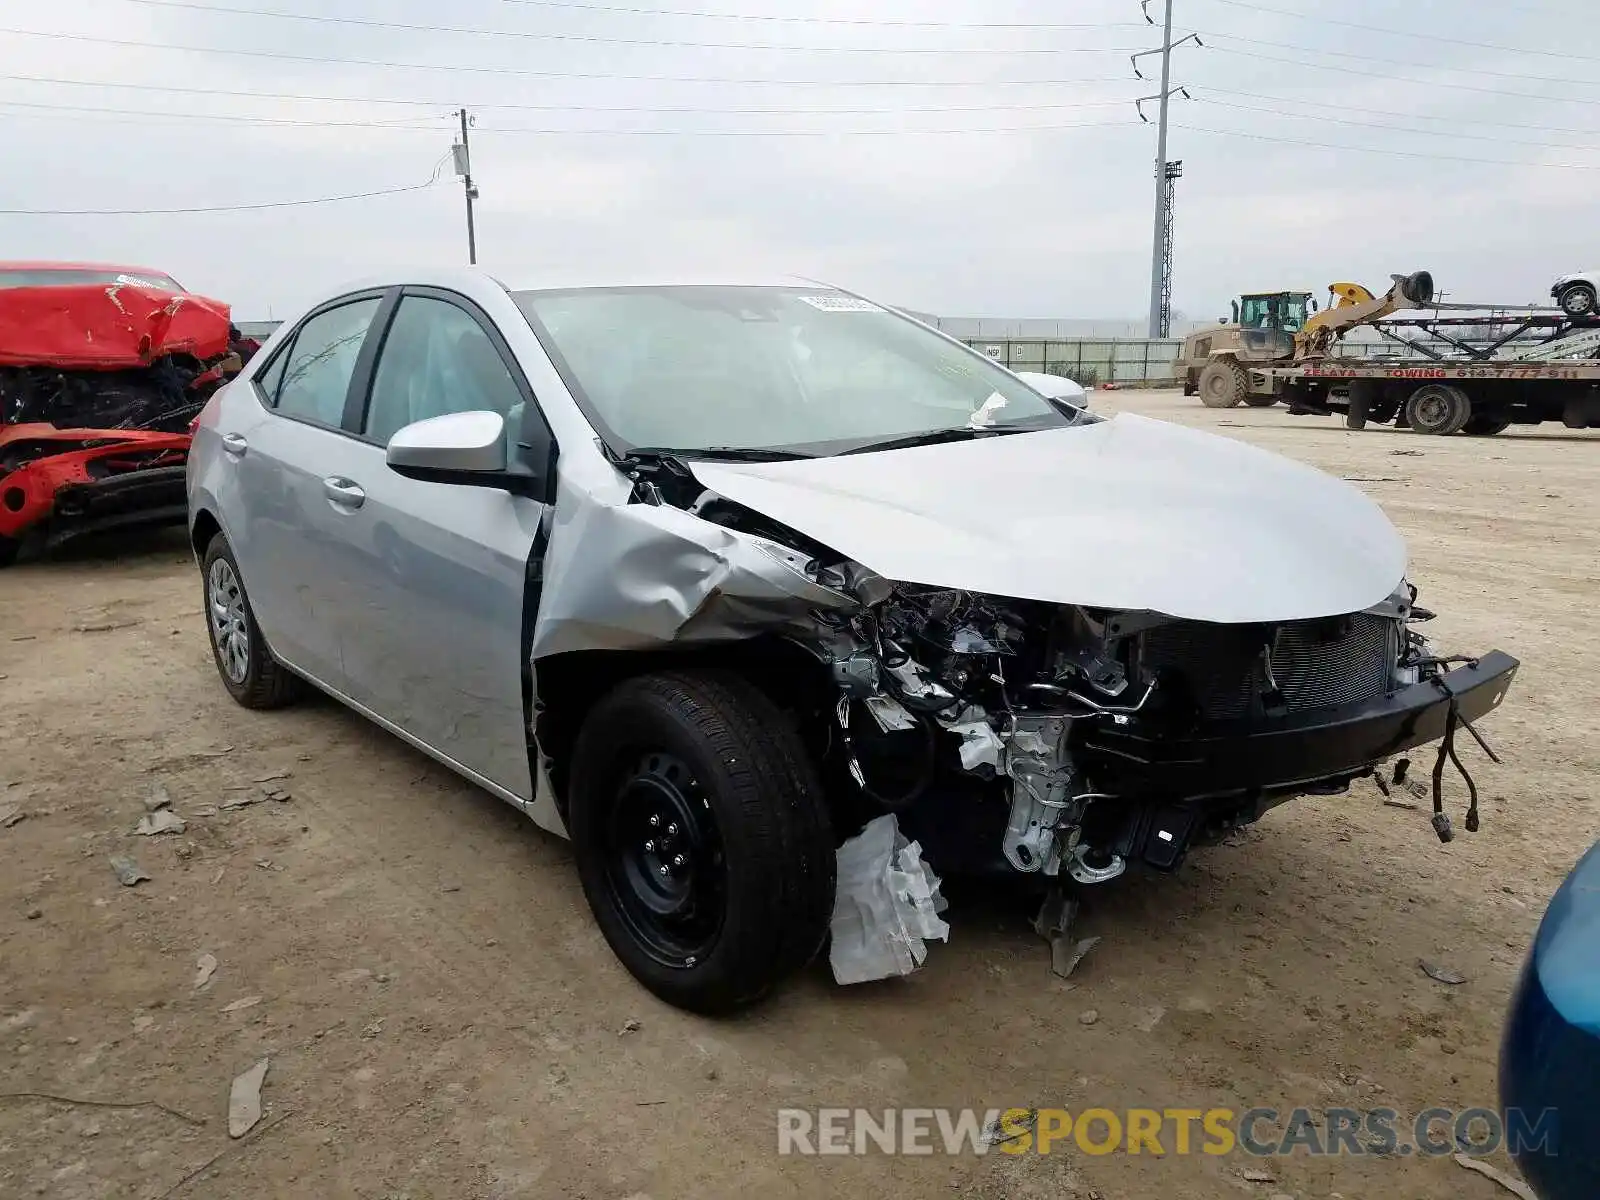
[
  {"xmin": 513, "ymin": 286, "xmax": 1094, "ymax": 457},
  {"xmin": 1239, "ymin": 294, "xmax": 1309, "ymax": 333},
  {"xmin": 0, "ymin": 268, "xmax": 184, "ymax": 292}
]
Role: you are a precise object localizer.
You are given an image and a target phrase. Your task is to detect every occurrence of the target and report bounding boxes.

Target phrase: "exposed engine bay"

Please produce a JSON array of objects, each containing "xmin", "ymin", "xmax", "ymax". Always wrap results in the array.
[{"xmin": 530, "ymin": 442, "xmax": 1517, "ymax": 884}]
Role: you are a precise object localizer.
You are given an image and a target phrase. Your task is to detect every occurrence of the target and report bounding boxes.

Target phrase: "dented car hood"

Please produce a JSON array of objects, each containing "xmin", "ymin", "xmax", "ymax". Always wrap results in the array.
[{"xmin": 687, "ymin": 412, "xmax": 1407, "ymax": 624}]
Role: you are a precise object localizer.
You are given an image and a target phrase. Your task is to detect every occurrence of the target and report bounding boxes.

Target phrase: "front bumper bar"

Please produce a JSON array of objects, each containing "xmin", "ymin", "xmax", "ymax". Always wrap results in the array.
[
  {"xmin": 46, "ymin": 465, "xmax": 189, "ymax": 547},
  {"xmin": 1083, "ymin": 651, "xmax": 1519, "ymax": 796}
]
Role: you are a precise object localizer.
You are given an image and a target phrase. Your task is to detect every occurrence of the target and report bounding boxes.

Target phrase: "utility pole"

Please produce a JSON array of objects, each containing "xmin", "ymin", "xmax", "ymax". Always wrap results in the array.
[
  {"xmin": 453, "ymin": 108, "xmax": 479, "ymax": 265},
  {"xmin": 1132, "ymin": 3, "xmax": 1200, "ymax": 338}
]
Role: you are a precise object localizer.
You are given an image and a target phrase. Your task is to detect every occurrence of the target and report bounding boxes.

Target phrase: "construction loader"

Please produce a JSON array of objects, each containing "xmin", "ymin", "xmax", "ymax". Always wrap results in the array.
[{"xmin": 1177, "ymin": 271, "xmax": 1435, "ymax": 408}]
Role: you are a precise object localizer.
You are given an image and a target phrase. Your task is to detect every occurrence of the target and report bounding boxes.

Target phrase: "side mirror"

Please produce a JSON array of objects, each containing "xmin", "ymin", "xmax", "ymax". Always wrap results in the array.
[
  {"xmin": 387, "ymin": 410, "xmax": 531, "ymax": 491},
  {"xmin": 1310, "ymin": 298, "xmax": 1320, "ymax": 313}
]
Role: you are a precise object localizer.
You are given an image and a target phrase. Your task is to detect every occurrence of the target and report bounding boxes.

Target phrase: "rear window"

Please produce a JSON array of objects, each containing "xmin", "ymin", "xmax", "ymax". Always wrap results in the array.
[{"xmin": 0, "ymin": 269, "xmax": 183, "ymax": 291}]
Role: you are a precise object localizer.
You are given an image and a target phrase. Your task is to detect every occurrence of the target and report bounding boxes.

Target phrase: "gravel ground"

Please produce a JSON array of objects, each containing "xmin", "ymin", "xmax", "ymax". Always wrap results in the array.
[{"xmin": 2, "ymin": 390, "xmax": 1596, "ymax": 1199}]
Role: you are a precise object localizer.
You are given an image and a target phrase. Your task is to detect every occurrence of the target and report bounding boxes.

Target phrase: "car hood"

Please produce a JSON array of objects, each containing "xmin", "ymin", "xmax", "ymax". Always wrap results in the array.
[{"xmin": 688, "ymin": 413, "xmax": 1408, "ymax": 624}]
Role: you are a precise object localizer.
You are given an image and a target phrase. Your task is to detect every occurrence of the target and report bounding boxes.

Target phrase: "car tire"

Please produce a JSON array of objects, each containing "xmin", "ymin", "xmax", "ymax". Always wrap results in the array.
[
  {"xmin": 1198, "ymin": 360, "xmax": 1248, "ymax": 408},
  {"xmin": 1463, "ymin": 415, "xmax": 1510, "ymax": 436},
  {"xmin": 201, "ymin": 532, "xmax": 304, "ymax": 709},
  {"xmin": 1557, "ymin": 282, "xmax": 1597, "ymax": 318},
  {"xmin": 1404, "ymin": 384, "xmax": 1473, "ymax": 435},
  {"xmin": 567, "ymin": 670, "xmax": 836, "ymax": 1014},
  {"xmin": 0, "ymin": 535, "xmax": 17, "ymax": 569}
]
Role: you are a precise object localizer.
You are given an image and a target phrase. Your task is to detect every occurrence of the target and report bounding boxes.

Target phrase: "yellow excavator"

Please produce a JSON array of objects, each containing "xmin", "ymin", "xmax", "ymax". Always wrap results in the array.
[{"xmin": 1177, "ymin": 271, "xmax": 1436, "ymax": 408}]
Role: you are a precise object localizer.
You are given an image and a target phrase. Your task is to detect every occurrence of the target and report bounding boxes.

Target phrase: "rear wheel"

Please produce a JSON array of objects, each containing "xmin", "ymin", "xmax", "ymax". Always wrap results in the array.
[
  {"xmin": 1557, "ymin": 282, "xmax": 1597, "ymax": 318},
  {"xmin": 201, "ymin": 533, "xmax": 305, "ymax": 709},
  {"xmin": 1405, "ymin": 384, "xmax": 1473, "ymax": 436},
  {"xmin": 1198, "ymin": 360, "xmax": 1249, "ymax": 408},
  {"xmin": 567, "ymin": 670, "xmax": 835, "ymax": 1014},
  {"xmin": 1463, "ymin": 415, "xmax": 1510, "ymax": 436}
]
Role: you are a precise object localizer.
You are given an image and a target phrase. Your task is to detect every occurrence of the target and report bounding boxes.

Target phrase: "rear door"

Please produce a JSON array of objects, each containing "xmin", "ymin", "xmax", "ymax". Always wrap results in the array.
[
  {"xmin": 325, "ymin": 288, "xmax": 552, "ymax": 800},
  {"xmin": 224, "ymin": 292, "xmax": 390, "ymax": 686}
]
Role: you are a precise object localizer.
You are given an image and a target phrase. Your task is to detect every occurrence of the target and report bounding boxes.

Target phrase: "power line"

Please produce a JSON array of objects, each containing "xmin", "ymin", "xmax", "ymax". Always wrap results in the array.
[
  {"xmin": 484, "ymin": 0, "xmax": 1144, "ymax": 29},
  {"xmin": 0, "ymin": 176, "xmax": 451, "ymax": 216},
  {"xmin": 0, "ymin": 97, "xmax": 445, "ymax": 129},
  {"xmin": 0, "ymin": 28, "xmax": 1135, "ymax": 86},
  {"xmin": 1201, "ymin": 41, "xmax": 1600, "ymax": 107},
  {"xmin": 1198, "ymin": 85, "xmax": 1600, "ymax": 138},
  {"xmin": 1173, "ymin": 122, "xmax": 1600, "ymax": 169},
  {"xmin": 0, "ymin": 74, "xmax": 1142, "ymax": 116},
  {"xmin": 1195, "ymin": 28, "xmax": 1600, "ymax": 88},
  {"xmin": 1202, "ymin": 0, "xmax": 1600, "ymax": 65},
  {"xmin": 115, "ymin": 1, "xmax": 1144, "ymax": 55},
  {"xmin": 1194, "ymin": 96, "xmax": 1600, "ymax": 152}
]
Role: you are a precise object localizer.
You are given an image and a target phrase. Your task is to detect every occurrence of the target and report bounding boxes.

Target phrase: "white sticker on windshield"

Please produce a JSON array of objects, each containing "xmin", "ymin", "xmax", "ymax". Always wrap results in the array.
[
  {"xmin": 115, "ymin": 274, "xmax": 170, "ymax": 290},
  {"xmin": 798, "ymin": 295, "xmax": 882, "ymax": 313}
]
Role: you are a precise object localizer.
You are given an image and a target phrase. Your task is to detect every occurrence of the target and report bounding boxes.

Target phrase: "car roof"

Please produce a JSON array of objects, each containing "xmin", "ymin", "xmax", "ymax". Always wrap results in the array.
[{"xmin": 326, "ymin": 266, "xmax": 839, "ymax": 297}]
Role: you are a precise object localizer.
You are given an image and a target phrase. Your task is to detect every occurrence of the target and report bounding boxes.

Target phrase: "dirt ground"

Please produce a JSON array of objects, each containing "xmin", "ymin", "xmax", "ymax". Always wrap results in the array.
[{"xmin": 2, "ymin": 391, "xmax": 1597, "ymax": 1200}]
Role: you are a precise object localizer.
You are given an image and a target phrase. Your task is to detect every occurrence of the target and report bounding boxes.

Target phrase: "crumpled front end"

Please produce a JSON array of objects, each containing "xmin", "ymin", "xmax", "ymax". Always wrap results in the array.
[
  {"xmin": 0, "ymin": 284, "xmax": 253, "ymax": 556},
  {"xmin": 531, "ymin": 447, "xmax": 1517, "ymax": 880}
]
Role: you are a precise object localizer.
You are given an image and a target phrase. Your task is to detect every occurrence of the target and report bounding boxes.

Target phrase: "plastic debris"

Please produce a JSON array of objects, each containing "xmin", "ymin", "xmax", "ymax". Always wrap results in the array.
[
  {"xmin": 109, "ymin": 856, "xmax": 150, "ymax": 887},
  {"xmin": 1419, "ymin": 960, "xmax": 1467, "ymax": 986},
  {"xmin": 134, "ymin": 809, "xmax": 186, "ymax": 836},
  {"xmin": 1453, "ymin": 1153, "xmax": 1537, "ymax": 1200},
  {"xmin": 194, "ymin": 953, "xmax": 218, "ymax": 991},
  {"xmin": 227, "ymin": 1058, "xmax": 269, "ymax": 1138},
  {"xmin": 828, "ymin": 814, "xmax": 949, "ymax": 985},
  {"xmin": 144, "ymin": 782, "xmax": 174, "ymax": 813},
  {"xmin": 222, "ymin": 996, "xmax": 262, "ymax": 1013},
  {"xmin": 0, "ymin": 803, "xmax": 24, "ymax": 829}
]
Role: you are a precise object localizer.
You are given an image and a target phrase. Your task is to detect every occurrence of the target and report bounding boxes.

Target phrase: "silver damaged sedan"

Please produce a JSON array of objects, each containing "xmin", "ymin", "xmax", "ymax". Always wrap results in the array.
[{"xmin": 188, "ymin": 271, "xmax": 1517, "ymax": 1012}]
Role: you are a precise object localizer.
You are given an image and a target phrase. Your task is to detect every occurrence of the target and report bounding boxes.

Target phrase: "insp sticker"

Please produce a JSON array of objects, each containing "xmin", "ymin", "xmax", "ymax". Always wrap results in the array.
[{"xmin": 797, "ymin": 295, "xmax": 882, "ymax": 313}]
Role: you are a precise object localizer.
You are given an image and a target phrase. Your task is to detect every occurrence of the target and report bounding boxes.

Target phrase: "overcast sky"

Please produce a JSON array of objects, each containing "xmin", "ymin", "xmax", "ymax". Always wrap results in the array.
[{"xmin": 1, "ymin": 0, "xmax": 1596, "ymax": 321}]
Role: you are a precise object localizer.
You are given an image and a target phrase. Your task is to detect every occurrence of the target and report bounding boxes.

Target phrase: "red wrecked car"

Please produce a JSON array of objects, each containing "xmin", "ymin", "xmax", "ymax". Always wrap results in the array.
[{"xmin": 0, "ymin": 262, "xmax": 256, "ymax": 567}]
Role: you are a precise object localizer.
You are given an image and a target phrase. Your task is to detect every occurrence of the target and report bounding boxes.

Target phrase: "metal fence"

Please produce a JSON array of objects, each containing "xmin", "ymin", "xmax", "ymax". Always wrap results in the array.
[{"xmin": 966, "ymin": 337, "xmax": 1184, "ymax": 386}]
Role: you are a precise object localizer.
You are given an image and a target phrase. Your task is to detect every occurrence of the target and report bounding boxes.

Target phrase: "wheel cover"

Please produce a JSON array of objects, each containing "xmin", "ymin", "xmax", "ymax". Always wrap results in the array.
[
  {"xmin": 1414, "ymin": 391, "xmax": 1450, "ymax": 429},
  {"xmin": 602, "ymin": 752, "xmax": 726, "ymax": 968},
  {"xmin": 1568, "ymin": 287, "xmax": 1596, "ymax": 314},
  {"xmin": 207, "ymin": 558, "xmax": 250, "ymax": 684}
]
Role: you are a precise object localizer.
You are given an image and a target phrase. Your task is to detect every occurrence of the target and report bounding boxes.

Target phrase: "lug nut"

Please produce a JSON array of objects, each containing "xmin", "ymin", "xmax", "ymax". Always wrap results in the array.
[
  {"xmin": 658, "ymin": 865, "xmax": 670, "ymax": 876},
  {"xmin": 648, "ymin": 815, "xmax": 660, "ymax": 828},
  {"xmin": 644, "ymin": 839, "xmax": 656, "ymax": 853},
  {"xmin": 667, "ymin": 823, "xmax": 679, "ymax": 835},
  {"xmin": 672, "ymin": 855, "xmax": 686, "ymax": 868}
]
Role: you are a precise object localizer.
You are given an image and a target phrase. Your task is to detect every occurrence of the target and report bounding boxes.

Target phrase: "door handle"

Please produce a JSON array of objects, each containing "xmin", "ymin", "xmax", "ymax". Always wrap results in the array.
[
  {"xmin": 221, "ymin": 433, "xmax": 248, "ymax": 457},
  {"xmin": 322, "ymin": 477, "xmax": 366, "ymax": 509}
]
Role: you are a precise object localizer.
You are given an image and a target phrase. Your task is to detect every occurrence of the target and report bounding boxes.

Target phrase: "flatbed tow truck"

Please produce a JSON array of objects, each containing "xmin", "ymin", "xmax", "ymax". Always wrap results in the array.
[{"xmin": 1259, "ymin": 309, "xmax": 1600, "ymax": 436}]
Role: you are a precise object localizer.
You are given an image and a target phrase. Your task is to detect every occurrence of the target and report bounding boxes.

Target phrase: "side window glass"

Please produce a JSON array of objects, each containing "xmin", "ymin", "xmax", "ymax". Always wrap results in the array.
[
  {"xmin": 254, "ymin": 340, "xmax": 290, "ymax": 404},
  {"xmin": 275, "ymin": 298, "xmax": 382, "ymax": 426},
  {"xmin": 364, "ymin": 296, "xmax": 522, "ymax": 445}
]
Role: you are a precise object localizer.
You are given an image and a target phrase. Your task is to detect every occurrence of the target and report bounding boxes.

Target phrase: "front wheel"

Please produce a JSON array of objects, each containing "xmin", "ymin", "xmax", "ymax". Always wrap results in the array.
[
  {"xmin": 1198, "ymin": 360, "xmax": 1248, "ymax": 408},
  {"xmin": 201, "ymin": 533, "xmax": 305, "ymax": 709},
  {"xmin": 567, "ymin": 671, "xmax": 835, "ymax": 1014}
]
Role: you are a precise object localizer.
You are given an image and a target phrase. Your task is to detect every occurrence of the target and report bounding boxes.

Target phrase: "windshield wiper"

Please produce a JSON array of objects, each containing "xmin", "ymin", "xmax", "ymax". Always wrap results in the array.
[
  {"xmin": 839, "ymin": 425, "xmax": 1026, "ymax": 456},
  {"xmin": 623, "ymin": 445, "xmax": 817, "ymax": 462}
]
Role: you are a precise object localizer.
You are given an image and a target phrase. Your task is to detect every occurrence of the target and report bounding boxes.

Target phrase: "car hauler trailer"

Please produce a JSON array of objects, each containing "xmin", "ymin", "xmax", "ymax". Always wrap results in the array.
[{"xmin": 1259, "ymin": 355, "xmax": 1600, "ymax": 435}]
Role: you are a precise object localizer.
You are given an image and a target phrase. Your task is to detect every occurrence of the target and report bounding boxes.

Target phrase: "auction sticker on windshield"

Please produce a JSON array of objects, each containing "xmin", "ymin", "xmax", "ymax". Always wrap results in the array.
[{"xmin": 798, "ymin": 295, "xmax": 882, "ymax": 312}]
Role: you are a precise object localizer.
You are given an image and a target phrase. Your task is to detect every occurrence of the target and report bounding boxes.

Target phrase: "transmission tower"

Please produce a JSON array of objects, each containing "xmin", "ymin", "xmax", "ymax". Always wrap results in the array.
[
  {"xmin": 1132, "ymin": 0, "xmax": 1200, "ymax": 338},
  {"xmin": 1159, "ymin": 160, "xmax": 1183, "ymax": 338}
]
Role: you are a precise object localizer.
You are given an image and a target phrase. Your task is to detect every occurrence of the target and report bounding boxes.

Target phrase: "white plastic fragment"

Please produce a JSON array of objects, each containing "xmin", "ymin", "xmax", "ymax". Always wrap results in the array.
[
  {"xmin": 228, "ymin": 1057, "xmax": 269, "ymax": 1138},
  {"xmin": 134, "ymin": 809, "xmax": 186, "ymax": 836},
  {"xmin": 828, "ymin": 814, "xmax": 950, "ymax": 985},
  {"xmin": 948, "ymin": 720, "xmax": 1005, "ymax": 771},
  {"xmin": 862, "ymin": 695, "xmax": 918, "ymax": 733}
]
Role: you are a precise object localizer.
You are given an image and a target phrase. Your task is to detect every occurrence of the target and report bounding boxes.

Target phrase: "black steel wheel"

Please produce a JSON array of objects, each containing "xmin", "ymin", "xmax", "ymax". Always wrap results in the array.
[
  {"xmin": 601, "ymin": 750, "xmax": 727, "ymax": 968},
  {"xmin": 567, "ymin": 670, "xmax": 835, "ymax": 1013}
]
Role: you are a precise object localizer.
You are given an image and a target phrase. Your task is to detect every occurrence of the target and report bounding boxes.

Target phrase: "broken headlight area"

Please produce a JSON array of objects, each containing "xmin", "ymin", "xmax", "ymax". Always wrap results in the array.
[{"xmin": 783, "ymin": 568, "xmax": 1510, "ymax": 882}]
